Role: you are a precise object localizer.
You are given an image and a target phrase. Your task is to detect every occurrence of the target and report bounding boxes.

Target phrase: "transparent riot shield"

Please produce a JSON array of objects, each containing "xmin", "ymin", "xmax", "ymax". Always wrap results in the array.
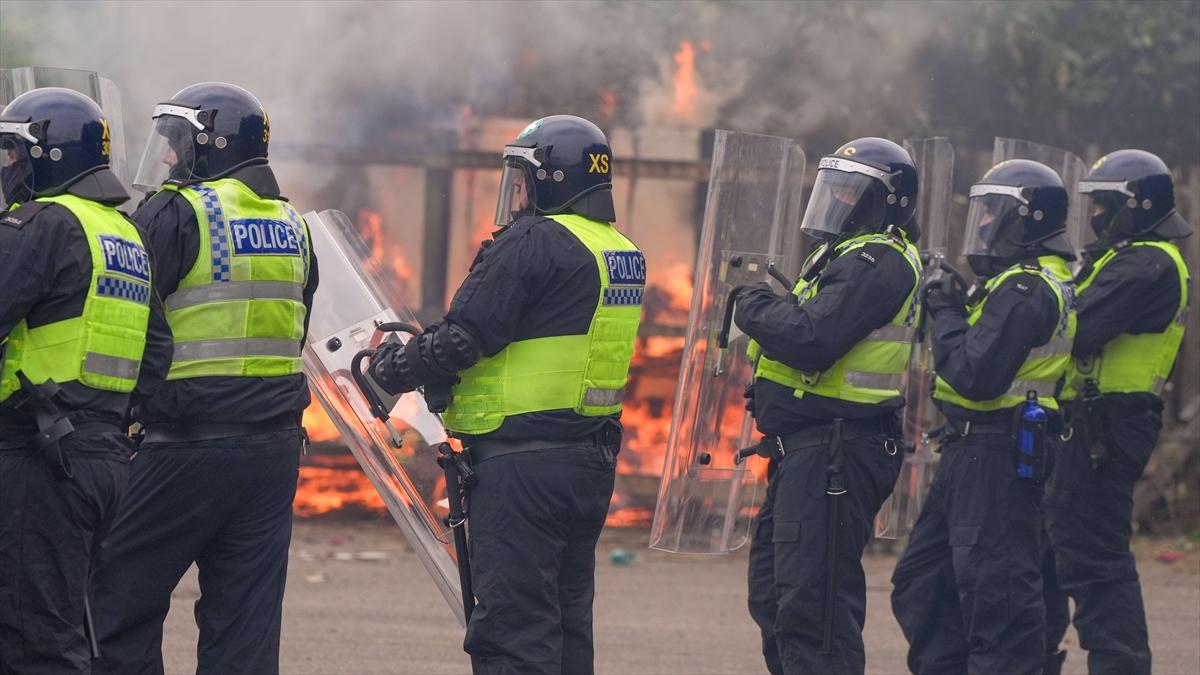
[
  {"xmin": 301, "ymin": 209, "xmax": 467, "ymax": 625},
  {"xmin": 875, "ymin": 138, "xmax": 955, "ymax": 540},
  {"xmin": 992, "ymin": 137, "xmax": 1091, "ymax": 261},
  {"xmin": 650, "ymin": 131, "xmax": 806, "ymax": 554},
  {"xmin": 0, "ymin": 67, "xmax": 129, "ymax": 205}
]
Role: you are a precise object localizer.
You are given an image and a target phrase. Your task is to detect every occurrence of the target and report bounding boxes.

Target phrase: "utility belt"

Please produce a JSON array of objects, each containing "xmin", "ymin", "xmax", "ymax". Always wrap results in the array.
[
  {"xmin": 943, "ymin": 403, "xmax": 1052, "ymax": 483},
  {"xmin": 4, "ymin": 373, "xmax": 84, "ymax": 479},
  {"xmin": 940, "ymin": 416, "xmax": 1013, "ymax": 439},
  {"xmin": 738, "ymin": 415, "xmax": 899, "ymax": 462},
  {"xmin": 464, "ymin": 424, "xmax": 621, "ymax": 465},
  {"xmin": 0, "ymin": 421, "xmax": 124, "ymax": 452},
  {"xmin": 141, "ymin": 412, "xmax": 299, "ymax": 444}
]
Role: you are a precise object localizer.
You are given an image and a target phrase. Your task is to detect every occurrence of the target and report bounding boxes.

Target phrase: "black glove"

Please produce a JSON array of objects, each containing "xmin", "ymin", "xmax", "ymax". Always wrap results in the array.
[
  {"xmin": 369, "ymin": 341, "xmax": 417, "ymax": 395},
  {"xmin": 738, "ymin": 282, "xmax": 775, "ymax": 302},
  {"xmin": 923, "ymin": 274, "xmax": 966, "ymax": 316},
  {"xmin": 743, "ymin": 380, "xmax": 757, "ymax": 418}
]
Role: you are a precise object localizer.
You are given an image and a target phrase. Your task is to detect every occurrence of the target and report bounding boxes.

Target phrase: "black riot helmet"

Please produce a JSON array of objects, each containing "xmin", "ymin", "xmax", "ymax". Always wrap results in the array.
[
  {"xmin": 494, "ymin": 115, "xmax": 616, "ymax": 227},
  {"xmin": 0, "ymin": 87, "xmax": 125, "ymax": 205},
  {"xmin": 133, "ymin": 82, "xmax": 269, "ymax": 192},
  {"xmin": 1078, "ymin": 149, "xmax": 1192, "ymax": 246},
  {"xmin": 799, "ymin": 137, "xmax": 919, "ymax": 243},
  {"xmin": 963, "ymin": 159, "xmax": 1075, "ymax": 278}
]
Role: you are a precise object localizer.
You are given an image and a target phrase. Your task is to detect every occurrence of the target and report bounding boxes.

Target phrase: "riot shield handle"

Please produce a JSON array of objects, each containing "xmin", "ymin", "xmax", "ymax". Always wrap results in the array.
[
  {"xmin": 716, "ymin": 285, "xmax": 748, "ymax": 349},
  {"xmin": 349, "ymin": 321, "xmax": 424, "ymax": 449},
  {"xmin": 766, "ymin": 260, "xmax": 795, "ymax": 291}
]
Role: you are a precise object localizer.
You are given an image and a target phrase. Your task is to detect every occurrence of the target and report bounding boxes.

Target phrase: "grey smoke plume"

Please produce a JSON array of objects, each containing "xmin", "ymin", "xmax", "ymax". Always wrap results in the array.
[{"xmin": 0, "ymin": 1, "xmax": 950, "ymax": 151}]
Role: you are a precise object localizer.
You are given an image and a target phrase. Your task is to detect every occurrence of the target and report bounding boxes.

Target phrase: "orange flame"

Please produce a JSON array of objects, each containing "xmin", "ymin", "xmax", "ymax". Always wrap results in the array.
[
  {"xmin": 294, "ymin": 454, "xmax": 385, "ymax": 517},
  {"xmin": 303, "ymin": 404, "xmax": 341, "ymax": 443},
  {"xmin": 671, "ymin": 40, "xmax": 699, "ymax": 124}
]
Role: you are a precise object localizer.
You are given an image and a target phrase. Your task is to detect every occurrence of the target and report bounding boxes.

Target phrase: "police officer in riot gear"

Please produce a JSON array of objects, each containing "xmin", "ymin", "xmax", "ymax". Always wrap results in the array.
[
  {"xmin": 891, "ymin": 159, "xmax": 1077, "ymax": 675},
  {"xmin": 735, "ymin": 138, "xmax": 921, "ymax": 675},
  {"xmin": 0, "ymin": 88, "xmax": 149, "ymax": 673},
  {"xmin": 92, "ymin": 83, "xmax": 318, "ymax": 675},
  {"xmin": 367, "ymin": 115, "xmax": 644, "ymax": 675},
  {"xmin": 1044, "ymin": 150, "xmax": 1192, "ymax": 675}
]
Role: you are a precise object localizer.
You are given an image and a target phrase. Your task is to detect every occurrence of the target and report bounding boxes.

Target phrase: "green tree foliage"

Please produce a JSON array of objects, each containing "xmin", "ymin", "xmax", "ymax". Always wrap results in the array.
[{"xmin": 917, "ymin": 0, "xmax": 1200, "ymax": 164}]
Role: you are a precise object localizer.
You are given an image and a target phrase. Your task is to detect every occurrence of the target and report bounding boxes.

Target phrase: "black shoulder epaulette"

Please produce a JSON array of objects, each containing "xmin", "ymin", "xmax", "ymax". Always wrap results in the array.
[{"xmin": 0, "ymin": 201, "xmax": 54, "ymax": 230}]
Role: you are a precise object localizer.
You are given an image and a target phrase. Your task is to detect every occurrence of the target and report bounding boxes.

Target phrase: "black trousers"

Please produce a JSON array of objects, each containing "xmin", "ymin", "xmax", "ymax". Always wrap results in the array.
[
  {"xmin": 92, "ymin": 429, "xmax": 301, "ymax": 675},
  {"xmin": 0, "ymin": 433, "xmax": 130, "ymax": 675},
  {"xmin": 891, "ymin": 433, "xmax": 1045, "ymax": 675},
  {"xmin": 1044, "ymin": 408, "xmax": 1159, "ymax": 675},
  {"xmin": 463, "ymin": 440, "xmax": 616, "ymax": 675},
  {"xmin": 747, "ymin": 433, "xmax": 902, "ymax": 675}
]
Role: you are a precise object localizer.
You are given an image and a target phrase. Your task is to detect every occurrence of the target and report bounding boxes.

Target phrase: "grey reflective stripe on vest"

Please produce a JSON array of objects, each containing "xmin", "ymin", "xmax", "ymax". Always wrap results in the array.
[
  {"xmin": 583, "ymin": 386, "xmax": 625, "ymax": 407},
  {"xmin": 1005, "ymin": 379, "xmax": 1057, "ymax": 399},
  {"xmin": 865, "ymin": 324, "xmax": 915, "ymax": 343},
  {"xmin": 844, "ymin": 371, "xmax": 903, "ymax": 390},
  {"xmin": 173, "ymin": 338, "xmax": 301, "ymax": 362},
  {"xmin": 83, "ymin": 352, "xmax": 140, "ymax": 380},
  {"xmin": 165, "ymin": 280, "xmax": 305, "ymax": 311},
  {"xmin": 1026, "ymin": 336, "xmax": 1073, "ymax": 361}
]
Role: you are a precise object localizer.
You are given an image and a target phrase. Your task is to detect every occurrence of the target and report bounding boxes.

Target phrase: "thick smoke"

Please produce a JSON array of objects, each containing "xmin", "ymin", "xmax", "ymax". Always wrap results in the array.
[{"xmin": 0, "ymin": 1, "xmax": 950, "ymax": 152}]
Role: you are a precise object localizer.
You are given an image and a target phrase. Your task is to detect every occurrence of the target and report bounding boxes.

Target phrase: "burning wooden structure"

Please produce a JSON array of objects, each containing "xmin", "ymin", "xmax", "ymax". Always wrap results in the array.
[{"xmin": 272, "ymin": 114, "xmax": 713, "ymax": 525}]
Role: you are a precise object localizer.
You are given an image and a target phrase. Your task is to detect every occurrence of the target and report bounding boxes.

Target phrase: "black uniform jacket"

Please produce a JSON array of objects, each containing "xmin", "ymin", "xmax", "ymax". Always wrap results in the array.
[
  {"xmin": 1073, "ymin": 240, "xmax": 1185, "ymax": 414},
  {"xmin": 131, "ymin": 164, "xmax": 319, "ymax": 426},
  {"xmin": 0, "ymin": 178, "xmax": 139, "ymax": 437},
  {"xmin": 445, "ymin": 214, "xmax": 630, "ymax": 442},
  {"xmin": 931, "ymin": 264, "xmax": 1063, "ymax": 423},
  {"xmin": 733, "ymin": 239, "xmax": 917, "ymax": 437}
]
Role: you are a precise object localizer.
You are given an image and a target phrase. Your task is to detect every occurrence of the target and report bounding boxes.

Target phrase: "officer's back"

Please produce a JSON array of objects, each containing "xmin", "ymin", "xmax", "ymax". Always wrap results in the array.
[
  {"xmin": 367, "ymin": 116, "xmax": 644, "ymax": 675},
  {"xmin": 0, "ymin": 87, "xmax": 148, "ymax": 674},
  {"xmin": 92, "ymin": 82, "xmax": 316, "ymax": 675}
]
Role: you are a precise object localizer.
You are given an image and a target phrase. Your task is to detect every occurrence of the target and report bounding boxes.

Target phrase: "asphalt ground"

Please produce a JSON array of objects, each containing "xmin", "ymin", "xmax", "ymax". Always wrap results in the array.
[{"xmin": 154, "ymin": 519, "xmax": 1200, "ymax": 675}]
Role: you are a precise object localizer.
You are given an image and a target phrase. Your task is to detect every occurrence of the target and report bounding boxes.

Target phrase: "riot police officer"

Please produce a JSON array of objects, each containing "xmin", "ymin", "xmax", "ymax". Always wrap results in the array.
[
  {"xmin": 0, "ymin": 88, "xmax": 149, "ymax": 673},
  {"xmin": 891, "ymin": 159, "xmax": 1077, "ymax": 675},
  {"xmin": 92, "ymin": 83, "xmax": 318, "ymax": 675},
  {"xmin": 367, "ymin": 115, "xmax": 644, "ymax": 675},
  {"xmin": 1043, "ymin": 150, "xmax": 1193, "ymax": 675},
  {"xmin": 735, "ymin": 138, "xmax": 921, "ymax": 675}
]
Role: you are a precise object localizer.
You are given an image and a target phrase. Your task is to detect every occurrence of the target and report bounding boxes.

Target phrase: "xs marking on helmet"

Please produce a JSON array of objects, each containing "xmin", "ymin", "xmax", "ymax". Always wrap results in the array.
[
  {"xmin": 262, "ymin": 108, "xmax": 270, "ymax": 145},
  {"xmin": 588, "ymin": 153, "xmax": 610, "ymax": 174},
  {"xmin": 101, "ymin": 118, "xmax": 111, "ymax": 158},
  {"xmin": 843, "ymin": 147, "xmax": 857, "ymax": 156}
]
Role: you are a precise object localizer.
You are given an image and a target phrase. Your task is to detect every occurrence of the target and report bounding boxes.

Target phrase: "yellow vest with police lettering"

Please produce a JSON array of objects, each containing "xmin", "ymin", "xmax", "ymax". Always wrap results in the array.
[
  {"xmin": 0, "ymin": 194, "xmax": 151, "ymax": 402},
  {"xmin": 161, "ymin": 179, "xmax": 311, "ymax": 380},
  {"xmin": 442, "ymin": 214, "xmax": 645, "ymax": 436}
]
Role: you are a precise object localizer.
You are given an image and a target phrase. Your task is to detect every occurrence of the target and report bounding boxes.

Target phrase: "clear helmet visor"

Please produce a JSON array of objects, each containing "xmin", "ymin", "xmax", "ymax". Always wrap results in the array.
[
  {"xmin": 493, "ymin": 160, "xmax": 535, "ymax": 227},
  {"xmin": 799, "ymin": 167, "xmax": 881, "ymax": 239},
  {"xmin": 963, "ymin": 187, "xmax": 1027, "ymax": 256},
  {"xmin": 133, "ymin": 115, "xmax": 196, "ymax": 193},
  {"xmin": 0, "ymin": 136, "xmax": 34, "ymax": 207}
]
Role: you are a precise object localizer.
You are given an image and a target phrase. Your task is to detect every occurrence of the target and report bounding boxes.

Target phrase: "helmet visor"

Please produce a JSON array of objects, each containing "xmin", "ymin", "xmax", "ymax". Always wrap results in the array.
[
  {"xmin": 799, "ymin": 158, "xmax": 892, "ymax": 238},
  {"xmin": 133, "ymin": 114, "xmax": 197, "ymax": 193},
  {"xmin": 963, "ymin": 184, "xmax": 1028, "ymax": 256},
  {"xmin": 0, "ymin": 136, "xmax": 34, "ymax": 207},
  {"xmin": 494, "ymin": 160, "xmax": 535, "ymax": 227}
]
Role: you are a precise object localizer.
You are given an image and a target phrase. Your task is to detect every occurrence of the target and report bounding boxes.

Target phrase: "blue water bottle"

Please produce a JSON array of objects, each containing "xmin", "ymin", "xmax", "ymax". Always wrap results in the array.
[{"xmin": 1017, "ymin": 393, "xmax": 1047, "ymax": 480}]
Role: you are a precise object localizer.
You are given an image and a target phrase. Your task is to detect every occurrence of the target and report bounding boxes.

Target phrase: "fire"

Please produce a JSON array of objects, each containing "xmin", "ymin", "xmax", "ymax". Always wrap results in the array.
[
  {"xmin": 294, "ymin": 453, "xmax": 385, "ymax": 517},
  {"xmin": 671, "ymin": 40, "xmax": 699, "ymax": 124},
  {"xmin": 359, "ymin": 208, "xmax": 415, "ymax": 300},
  {"xmin": 303, "ymin": 404, "xmax": 341, "ymax": 443}
]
